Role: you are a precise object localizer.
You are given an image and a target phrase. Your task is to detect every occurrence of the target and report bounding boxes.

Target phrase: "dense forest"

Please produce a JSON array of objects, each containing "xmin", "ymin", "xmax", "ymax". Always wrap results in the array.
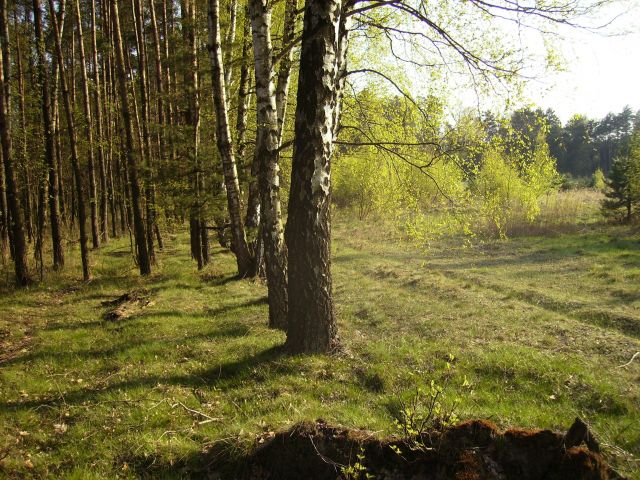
[{"xmin": 0, "ymin": 0, "xmax": 639, "ymax": 477}]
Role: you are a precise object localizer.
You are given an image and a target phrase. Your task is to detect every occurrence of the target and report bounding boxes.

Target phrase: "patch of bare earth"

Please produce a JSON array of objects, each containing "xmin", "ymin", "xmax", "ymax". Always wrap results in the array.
[{"xmin": 237, "ymin": 418, "xmax": 625, "ymax": 479}]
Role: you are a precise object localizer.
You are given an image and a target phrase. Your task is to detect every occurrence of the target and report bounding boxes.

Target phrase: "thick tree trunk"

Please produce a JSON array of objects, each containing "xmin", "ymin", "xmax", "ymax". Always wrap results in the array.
[
  {"xmin": 249, "ymin": 0, "xmax": 288, "ymax": 329},
  {"xmin": 74, "ymin": 0, "xmax": 100, "ymax": 249},
  {"xmin": 33, "ymin": 0, "xmax": 64, "ymax": 269},
  {"xmin": 207, "ymin": 0, "xmax": 253, "ymax": 277},
  {"xmin": 0, "ymin": 0, "xmax": 29, "ymax": 285},
  {"xmin": 111, "ymin": 0, "xmax": 151, "ymax": 275},
  {"xmin": 285, "ymin": 0, "xmax": 347, "ymax": 354},
  {"xmin": 49, "ymin": 0, "xmax": 91, "ymax": 281}
]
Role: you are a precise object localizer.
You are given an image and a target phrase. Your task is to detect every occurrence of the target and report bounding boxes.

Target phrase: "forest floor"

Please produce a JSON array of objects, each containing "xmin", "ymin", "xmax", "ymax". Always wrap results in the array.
[{"xmin": 0, "ymin": 213, "xmax": 639, "ymax": 479}]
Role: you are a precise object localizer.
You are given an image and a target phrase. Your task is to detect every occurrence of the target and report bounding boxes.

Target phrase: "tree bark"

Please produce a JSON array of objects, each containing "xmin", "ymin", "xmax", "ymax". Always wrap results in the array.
[
  {"xmin": 207, "ymin": 0, "xmax": 253, "ymax": 277},
  {"xmin": 131, "ymin": 0, "xmax": 157, "ymax": 262},
  {"xmin": 285, "ymin": 0, "xmax": 347, "ymax": 353},
  {"xmin": 0, "ymin": 132, "xmax": 7, "ymax": 261},
  {"xmin": 0, "ymin": 0, "xmax": 30, "ymax": 285},
  {"xmin": 249, "ymin": 0, "xmax": 288, "ymax": 329},
  {"xmin": 33, "ymin": 0, "xmax": 64, "ymax": 269},
  {"xmin": 90, "ymin": 0, "xmax": 109, "ymax": 243},
  {"xmin": 275, "ymin": 0, "xmax": 297, "ymax": 142},
  {"xmin": 48, "ymin": 0, "xmax": 91, "ymax": 281},
  {"xmin": 74, "ymin": 0, "xmax": 100, "ymax": 249},
  {"xmin": 111, "ymin": 0, "xmax": 151, "ymax": 275}
]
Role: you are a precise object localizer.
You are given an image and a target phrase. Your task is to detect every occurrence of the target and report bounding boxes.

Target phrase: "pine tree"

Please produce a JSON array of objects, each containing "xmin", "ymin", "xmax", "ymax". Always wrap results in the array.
[{"xmin": 602, "ymin": 156, "xmax": 638, "ymax": 222}]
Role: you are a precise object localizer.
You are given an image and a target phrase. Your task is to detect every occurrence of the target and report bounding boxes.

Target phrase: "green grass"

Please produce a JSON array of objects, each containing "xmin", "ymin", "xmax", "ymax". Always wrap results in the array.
[{"xmin": 1, "ymin": 216, "xmax": 639, "ymax": 479}]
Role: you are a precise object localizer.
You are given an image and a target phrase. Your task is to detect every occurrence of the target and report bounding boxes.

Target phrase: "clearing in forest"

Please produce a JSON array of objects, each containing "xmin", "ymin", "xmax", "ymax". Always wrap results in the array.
[{"xmin": 0, "ymin": 217, "xmax": 638, "ymax": 478}]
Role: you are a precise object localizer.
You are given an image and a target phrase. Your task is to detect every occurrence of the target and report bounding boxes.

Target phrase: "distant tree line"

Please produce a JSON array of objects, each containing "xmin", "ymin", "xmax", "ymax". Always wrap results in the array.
[{"xmin": 482, "ymin": 106, "xmax": 640, "ymax": 179}]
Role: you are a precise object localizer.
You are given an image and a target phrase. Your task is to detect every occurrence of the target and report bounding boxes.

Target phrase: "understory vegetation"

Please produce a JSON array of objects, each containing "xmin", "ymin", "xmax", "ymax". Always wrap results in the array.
[{"xmin": 1, "ymin": 207, "xmax": 638, "ymax": 478}]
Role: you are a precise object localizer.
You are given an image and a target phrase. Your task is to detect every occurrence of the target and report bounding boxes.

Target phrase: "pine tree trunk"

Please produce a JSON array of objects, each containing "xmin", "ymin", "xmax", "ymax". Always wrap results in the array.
[
  {"xmin": 131, "ymin": 0, "xmax": 157, "ymax": 262},
  {"xmin": 249, "ymin": 0, "xmax": 288, "ymax": 329},
  {"xmin": 74, "ymin": 0, "xmax": 100, "ymax": 250},
  {"xmin": 207, "ymin": 0, "xmax": 253, "ymax": 277},
  {"xmin": 33, "ymin": 0, "xmax": 64, "ymax": 269},
  {"xmin": 111, "ymin": 0, "xmax": 151, "ymax": 275},
  {"xmin": 48, "ymin": 0, "xmax": 91, "ymax": 281},
  {"xmin": 0, "ymin": 137, "xmax": 7, "ymax": 261},
  {"xmin": 0, "ymin": 0, "xmax": 29, "ymax": 285},
  {"xmin": 15, "ymin": 34, "xmax": 33, "ymax": 245},
  {"xmin": 90, "ymin": 0, "xmax": 109, "ymax": 243},
  {"xmin": 285, "ymin": 0, "xmax": 347, "ymax": 354},
  {"xmin": 183, "ymin": 0, "xmax": 204, "ymax": 269}
]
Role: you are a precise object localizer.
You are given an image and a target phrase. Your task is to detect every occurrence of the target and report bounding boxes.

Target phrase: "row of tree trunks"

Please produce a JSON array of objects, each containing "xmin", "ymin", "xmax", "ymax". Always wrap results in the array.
[
  {"xmin": 33, "ymin": 0, "xmax": 64, "ymax": 271},
  {"xmin": 74, "ymin": 0, "xmax": 100, "ymax": 250},
  {"xmin": 111, "ymin": 0, "xmax": 151, "ymax": 275},
  {"xmin": 48, "ymin": 0, "xmax": 91, "ymax": 281}
]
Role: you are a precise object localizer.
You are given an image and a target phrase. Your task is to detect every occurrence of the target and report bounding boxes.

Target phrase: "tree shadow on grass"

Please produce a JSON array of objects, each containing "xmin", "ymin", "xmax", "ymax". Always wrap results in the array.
[
  {"xmin": 7, "ymin": 319, "xmax": 259, "ymax": 367},
  {"xmin": 0, "ymin": 344, "xmax": 285, "ymax": 412}
]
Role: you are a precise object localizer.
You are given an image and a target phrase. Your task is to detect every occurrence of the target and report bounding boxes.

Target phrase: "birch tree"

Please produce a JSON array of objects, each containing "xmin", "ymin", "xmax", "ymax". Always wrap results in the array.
[
  {"xmin": 249, "ymin": 0, "xmax": 289, "ymax": 329},
  {"xmin": 285, "ymin": 0, "xmax": 348, "ymax": 353},
  {"xmin": 207, "ymin": 0, "xmax": 253, "ymax": 277}
]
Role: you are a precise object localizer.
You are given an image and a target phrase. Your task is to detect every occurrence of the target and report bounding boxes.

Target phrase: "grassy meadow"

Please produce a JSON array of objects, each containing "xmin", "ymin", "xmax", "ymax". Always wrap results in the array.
[{"xmin": 0, "ymin": 192, "xmax": 639, "ymax": 479}]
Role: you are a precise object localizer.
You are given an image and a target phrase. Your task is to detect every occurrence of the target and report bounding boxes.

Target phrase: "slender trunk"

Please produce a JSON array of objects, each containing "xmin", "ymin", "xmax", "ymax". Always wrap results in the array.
[
  {"xmin": 15, "ymin": 33, "xmax": 33, "ymax": 244},
  {"xmin": 285, "ymin": 0, "xmax": 347, "ymax": 353},
  {"xmin": 90, "ymin": 0, "xmax": 108, "ymax": 243},
  {"xmin": 183, "ymin": 0, "xmax": 203, "ymax": 269},
  {"xmin": 48, "ymin": 0, "xmax": 91, "ymax": 281},
  {"xmin": 148, "ymin": 0, "xmax": 165, "ymax": 161},
  {"xmin": 236, "ymin": 7, "xmax": 251, "ymax": 171},
  {"xmin": 33, "ymin": 0, "xmax": 64, "ymax": 269},
  {"xmin": 207, "ymin": 0, "xmax": 253, "ymax": 276},
  {"xmin": 223, "ymin": 0, "xmax": 237, "ymax": 93},
  {"xmin": 0, "ymin": 0, "xmax": 29, "ymax": 286},
  {"xmin": 111, "ymin": 0, "xmax": 151, "ymax": 275},
  {"xmin": 132, "ymin": 0, "xmax": 157, "ymax": 262},
  {"xmin": 0, "ymin": 133, "xmax": 7, "ymax": 261},
  {"xmin": 249, "ymin": 0, "xmax": 288, "ymax": 329},
  {"xmin": 275, "ymin": 0, "xmax": 297, "ymax": 142},
  {"xmin": 74, "ymin": 0, "xmax": 100, "ymax": 249}
]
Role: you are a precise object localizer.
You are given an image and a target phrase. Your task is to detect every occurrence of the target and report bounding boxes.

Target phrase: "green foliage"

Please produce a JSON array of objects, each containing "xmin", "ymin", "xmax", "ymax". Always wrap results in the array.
[
  {"xmin": 592, "ymin": 169, "xmax": 606, "ymax": 191},
  {"xmin": 602, "ymin": 156, "xmax": 640, "ymax": 222}
]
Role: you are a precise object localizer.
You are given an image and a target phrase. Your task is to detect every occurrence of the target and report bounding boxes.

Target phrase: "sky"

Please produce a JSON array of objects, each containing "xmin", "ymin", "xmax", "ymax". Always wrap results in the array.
[{"xmin": 528, "ymin": 5, "xmax": 640, "ymax": 123}]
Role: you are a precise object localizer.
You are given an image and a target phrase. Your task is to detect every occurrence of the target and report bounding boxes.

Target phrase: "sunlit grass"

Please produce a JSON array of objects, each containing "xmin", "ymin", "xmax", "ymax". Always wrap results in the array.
[{"xmin": 0, "ymin": 213, "xmax": 638, "ymax": 478}]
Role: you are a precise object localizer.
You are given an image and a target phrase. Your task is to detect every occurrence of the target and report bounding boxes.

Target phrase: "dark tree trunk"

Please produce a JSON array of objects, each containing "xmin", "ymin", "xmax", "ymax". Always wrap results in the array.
[
  {"xmin": 0, "ymin": 0, "xmax": 29, "ymax": 285},
  {"xmin": 111, "ymin": 0, "xmax": 151, "ymax": 275},
  {"xmin": 285, "ymin": 0, "xmax": 347, "ymax": 353}
]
